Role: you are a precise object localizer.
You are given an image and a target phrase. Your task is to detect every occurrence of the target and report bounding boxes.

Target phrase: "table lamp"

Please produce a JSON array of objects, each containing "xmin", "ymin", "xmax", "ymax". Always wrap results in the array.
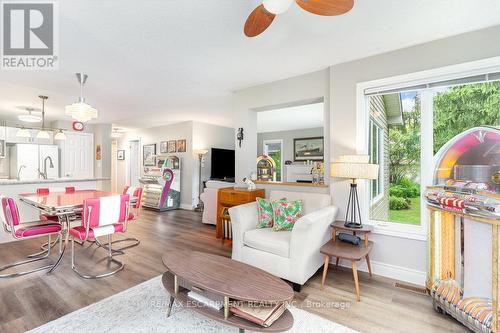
[{"xmin": 330, "ymin": 155, "xmax": 379, "ymax": 228}]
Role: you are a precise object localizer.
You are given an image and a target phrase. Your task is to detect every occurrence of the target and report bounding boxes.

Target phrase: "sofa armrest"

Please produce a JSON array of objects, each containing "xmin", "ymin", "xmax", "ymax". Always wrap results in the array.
[
  {"xmin": 228, "ymin": 202, "xmax": 259, "ymax": 261},
  {"xmin": 290, "ymin": 205, "xmax": 338, "ymax": 269}
]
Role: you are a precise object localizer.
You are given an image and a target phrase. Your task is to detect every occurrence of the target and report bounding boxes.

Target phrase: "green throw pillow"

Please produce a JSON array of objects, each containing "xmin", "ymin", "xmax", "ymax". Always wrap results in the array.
[
  {"xmin": 256, "ymin": 197, "xmax": 286, "ymax": 228},
  {"xmin": 272, "ymin": 199, "xmax": 303, "ymax": 231}
]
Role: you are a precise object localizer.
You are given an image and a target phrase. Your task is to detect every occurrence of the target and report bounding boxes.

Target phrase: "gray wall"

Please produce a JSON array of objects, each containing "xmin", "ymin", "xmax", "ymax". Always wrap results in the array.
[
  {"xmin": 330, "ymin": 25, "xmax": 500, "ymax": 279},
  {"xmin": 257, "ymin": 127, "xmax": 324, "ymax": 163}
]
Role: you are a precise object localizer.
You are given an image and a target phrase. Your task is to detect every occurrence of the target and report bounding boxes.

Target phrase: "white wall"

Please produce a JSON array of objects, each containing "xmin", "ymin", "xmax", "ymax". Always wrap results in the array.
[
  {"xmin": 232, "ymin": 25, "xmax": 500, "ymax": 285},
  {"xmin": 234, "ymin": 69, "xmax": 331, "ymax": 186},
  {"xmin": 192, "ymin": 121, "xmax": 235, "ymax": 206},
  {"xmin": 116, "ymin": 121, "xmax": 234, "ymax": 209},
  {"xmin": 329, "ymin": 25, "xmax": 500, "ymax": 284}
]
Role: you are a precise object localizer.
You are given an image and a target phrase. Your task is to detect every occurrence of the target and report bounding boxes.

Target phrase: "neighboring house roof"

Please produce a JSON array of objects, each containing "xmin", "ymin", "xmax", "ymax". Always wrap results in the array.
[{"xmin": 382, "ymin": 93, "xmax": 403, "ymax": 125}]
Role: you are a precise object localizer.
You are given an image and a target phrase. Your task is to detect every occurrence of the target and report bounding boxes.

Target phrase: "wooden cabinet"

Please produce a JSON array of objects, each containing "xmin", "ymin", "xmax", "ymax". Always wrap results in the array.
[{"xmin": 216, "ymin": 187, "xmax": 265, "ymax": 239}]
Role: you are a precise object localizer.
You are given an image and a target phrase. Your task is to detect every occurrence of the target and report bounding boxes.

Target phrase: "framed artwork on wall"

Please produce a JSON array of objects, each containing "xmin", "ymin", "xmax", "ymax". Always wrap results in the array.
[
  {"xmin": 293, "ymin": 137, "xmax": 324, "ymax": 161},
  {"xmin": 177, "ymin": 139, "xmax": 186, "ymax": 152},
  {"xmin": 143, "ymin": 144, "xmax": 156, "ymax": 166},
  {"xmin": 167, "ymin": 140, "xmax": 176, "ymax": 153},
  {"xmin": 160, "ymin": 141, "xmax": 168, "ymax": 154},
  {"xmin": 117, "ymin": 150, "xmax": 125, "ymax": 160},
  {"xmin": 96, "ymin": 144, "xmax": 102, "ymax": 161}
]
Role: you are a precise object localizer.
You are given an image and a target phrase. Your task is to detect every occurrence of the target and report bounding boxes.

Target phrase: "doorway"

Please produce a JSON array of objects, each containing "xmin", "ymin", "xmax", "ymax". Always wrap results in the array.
[{"xmin": 129, "ymin": 140, "xmax": 140, "ymax": 187}]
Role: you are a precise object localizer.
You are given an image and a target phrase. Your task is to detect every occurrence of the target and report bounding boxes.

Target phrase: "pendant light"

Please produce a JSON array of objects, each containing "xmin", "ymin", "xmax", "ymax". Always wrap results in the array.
[
  {"xmin": 54, "ymin": 129, "xmax": 67, "ymax": 141},
  {"xmin": 65, "ymin": 73, "xmax": 98, "ymax": 122},
  {"xmin": 36, "ymin": 95, "xmax": 50, "ymax": 140},
  {"xmin": 16, "ymin": 127, "xmax": 31, "ymax": 138}
]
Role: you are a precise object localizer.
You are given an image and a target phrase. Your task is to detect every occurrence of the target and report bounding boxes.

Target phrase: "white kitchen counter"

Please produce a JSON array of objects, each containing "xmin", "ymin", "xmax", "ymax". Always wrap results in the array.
[{"xmin": 0, "ymin": 178, "xmax": 111, "ymax": 244}]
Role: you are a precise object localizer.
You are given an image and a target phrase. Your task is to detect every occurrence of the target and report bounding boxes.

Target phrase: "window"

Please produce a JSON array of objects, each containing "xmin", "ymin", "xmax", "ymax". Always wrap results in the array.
[
  {"xmin": 369, "ymin": 119, "xmax": 383, "ymax": 201},
  {"xmin": 263, "ymin": 140, "xmax": 283, "ymax": 181}
]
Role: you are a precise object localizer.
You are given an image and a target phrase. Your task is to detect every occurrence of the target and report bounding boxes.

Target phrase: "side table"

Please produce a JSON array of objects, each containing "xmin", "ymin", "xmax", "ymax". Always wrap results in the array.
[{"xmin": 320, "ymin": 221, "xmax": 374, "ymax": 301}]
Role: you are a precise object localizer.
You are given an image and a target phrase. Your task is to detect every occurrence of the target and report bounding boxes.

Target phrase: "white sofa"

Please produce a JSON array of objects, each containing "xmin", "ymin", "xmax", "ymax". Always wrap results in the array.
[
  {"xmin": 200, "ymin": 180, "xmax": 235, "ymax": 225},
  {"xmin": 229, "ymin": 190, "xmax": 338, "ymax": 290}
]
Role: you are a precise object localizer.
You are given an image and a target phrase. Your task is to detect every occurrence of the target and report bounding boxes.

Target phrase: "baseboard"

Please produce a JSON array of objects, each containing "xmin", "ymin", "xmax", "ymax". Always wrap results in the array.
[
  {"xmin": 335, "ymin": 258, "xmax": 426, "ymax": 287},
  {"xmin": 180, "ymin": 204, "xmax": 194, "ymax": 210}
]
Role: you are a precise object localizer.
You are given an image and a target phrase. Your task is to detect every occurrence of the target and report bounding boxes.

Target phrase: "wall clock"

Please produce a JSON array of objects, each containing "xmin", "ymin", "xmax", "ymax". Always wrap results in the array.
[{"xmin": 72, "ymin": 121, "xmax": 84, "ymax": 131}]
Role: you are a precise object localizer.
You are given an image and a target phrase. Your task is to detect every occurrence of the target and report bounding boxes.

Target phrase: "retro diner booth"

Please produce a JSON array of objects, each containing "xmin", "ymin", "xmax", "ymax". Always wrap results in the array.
[{"xmin": 425, "ymin": 126, "xmax": 500, "ymax": 333}]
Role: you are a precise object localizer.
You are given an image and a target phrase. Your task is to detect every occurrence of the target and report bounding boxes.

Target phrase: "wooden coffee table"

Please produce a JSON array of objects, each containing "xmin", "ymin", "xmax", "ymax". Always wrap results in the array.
[{"xmin": 162, "ymin": 249, "xmax": 294, "ymax": 332}]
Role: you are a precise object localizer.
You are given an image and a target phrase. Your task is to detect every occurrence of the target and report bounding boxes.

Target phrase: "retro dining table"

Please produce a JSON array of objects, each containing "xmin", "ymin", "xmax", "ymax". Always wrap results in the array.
[{"xmin": 18, "ymin": 190, "xmax": 127, "ymax": 273}]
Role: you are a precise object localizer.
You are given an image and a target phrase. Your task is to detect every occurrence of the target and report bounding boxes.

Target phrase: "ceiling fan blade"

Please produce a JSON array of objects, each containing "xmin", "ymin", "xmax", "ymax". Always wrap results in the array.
[
  {"xmin": 244, "ymin": 5, "xmax": 276, "ymax": 37},
  {"xmin": 295, "ymin": 0, "xmax": 354, "ymax": 16}
]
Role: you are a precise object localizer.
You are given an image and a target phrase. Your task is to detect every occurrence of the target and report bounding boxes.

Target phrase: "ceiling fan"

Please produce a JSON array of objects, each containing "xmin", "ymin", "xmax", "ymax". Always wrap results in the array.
[{"xmin": 244, "ymin": 0, "xmax": 354, "ymax": 37}]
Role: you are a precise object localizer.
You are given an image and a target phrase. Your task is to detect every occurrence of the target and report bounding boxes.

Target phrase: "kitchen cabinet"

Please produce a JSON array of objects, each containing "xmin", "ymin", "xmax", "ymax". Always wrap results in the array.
[{"xmin": 58, "ymin": 132, "xmax": 93, "ymax": 178}]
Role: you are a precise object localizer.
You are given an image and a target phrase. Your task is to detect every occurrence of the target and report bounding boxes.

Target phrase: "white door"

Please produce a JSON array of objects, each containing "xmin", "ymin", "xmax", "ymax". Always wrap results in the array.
[
  {"xmin": 39, "ymin": 145, "xmax": 59, "ymax": 179},
  {"xmin": 129, "ymin": 140, "xmax": 140, "ymax": 187},
  {"xmin": 59, "ymin": 132, "xmax": 94, "ymax": 178}
]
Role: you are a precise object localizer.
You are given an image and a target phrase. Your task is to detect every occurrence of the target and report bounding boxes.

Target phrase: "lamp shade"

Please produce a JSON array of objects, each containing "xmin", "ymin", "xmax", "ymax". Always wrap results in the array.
[
  {"xmin": 65, "ymin": 102, "xmax": 98, "ymax": 123},
  {"xmin": 36, "ymin": 130, "xmax": 50, "ymax": 140},
  {"xmin": 54, "ymin": 130, "xmax": 67, "ymax": 141},
  {"xmin": 16, "ymin": 128, "xmax": 31, "ymax": 138},
  {"xmin": 194, "ymin": 149, "xmax": 209, "ymax": 155},
  {"xmin": 331, "ymin": 154, "xmax": 379, "ymax": 180}
]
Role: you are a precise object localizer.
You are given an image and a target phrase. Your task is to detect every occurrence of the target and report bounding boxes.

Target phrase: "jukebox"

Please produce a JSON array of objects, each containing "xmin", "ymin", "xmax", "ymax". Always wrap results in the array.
[
  {"xmin": 256, "ymin": 155, "xmax": 277, "ymax": 182},
  {"xmin": 140, "ymin": 155, "xmax": 181, "ymax": 211},
  {"xmin": 425, "ymin": 126, "xmax": 500, "ymax": 333}
]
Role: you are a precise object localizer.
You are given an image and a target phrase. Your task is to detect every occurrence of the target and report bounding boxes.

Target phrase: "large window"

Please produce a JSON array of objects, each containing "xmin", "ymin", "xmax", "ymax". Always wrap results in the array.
[{"xmin": 367, "ymin": 80, "xmax": 500, "ymax": 228}]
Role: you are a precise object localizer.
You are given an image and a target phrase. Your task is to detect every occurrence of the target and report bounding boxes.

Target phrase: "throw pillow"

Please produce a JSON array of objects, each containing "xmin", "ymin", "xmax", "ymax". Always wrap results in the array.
[
  {"xmin": 256, "ymin": 197, "xmax": 276, "ymax": 228},
  {"xmin": 272, "ymin": 199, "xmax": 303, "ymax": 231}
]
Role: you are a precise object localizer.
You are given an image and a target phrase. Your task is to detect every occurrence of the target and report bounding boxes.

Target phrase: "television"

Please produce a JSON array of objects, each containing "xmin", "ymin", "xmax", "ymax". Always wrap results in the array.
[{"xmin": 210, "ymin": 148, "xmax": 235, "ymax": 182}]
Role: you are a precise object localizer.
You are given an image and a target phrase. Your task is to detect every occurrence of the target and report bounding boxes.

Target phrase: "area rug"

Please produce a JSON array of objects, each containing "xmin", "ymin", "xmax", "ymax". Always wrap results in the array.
[{"xmin": 29, "ymin": 276, "xmax": 357, "ymax": 333}]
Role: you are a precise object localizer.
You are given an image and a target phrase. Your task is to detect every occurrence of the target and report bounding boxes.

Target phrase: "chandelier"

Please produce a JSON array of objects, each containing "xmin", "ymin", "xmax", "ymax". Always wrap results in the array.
[{"xmin": 65, "ymin": 73, "xmax": 98, "ymax": 122}]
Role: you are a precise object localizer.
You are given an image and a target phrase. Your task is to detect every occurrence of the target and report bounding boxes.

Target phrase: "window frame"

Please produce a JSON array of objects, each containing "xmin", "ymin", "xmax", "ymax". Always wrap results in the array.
[
  {"xmin": 356, "ymin": 56, "xmax": 500, "ymax": 241},
  {"xmin": 369, "ymin": 118, "xmax": 384, "ymax": 204},
  {"xmin": 263, "ymin": 139, "xmax": 283, "ymax": 181}
]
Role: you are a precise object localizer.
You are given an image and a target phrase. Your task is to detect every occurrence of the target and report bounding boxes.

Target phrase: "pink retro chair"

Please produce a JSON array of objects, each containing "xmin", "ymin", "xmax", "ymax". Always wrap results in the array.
[
  {"xmin": 111, "ymin": 186, "xmax": 143, "ymax": 251},
  {"xmin": 69, "ymin": 194, "xmax": 130, "ymax": 279},
  {"xmin": 0, "ymin": 197, "xmax": 62, "ymax": 278}
]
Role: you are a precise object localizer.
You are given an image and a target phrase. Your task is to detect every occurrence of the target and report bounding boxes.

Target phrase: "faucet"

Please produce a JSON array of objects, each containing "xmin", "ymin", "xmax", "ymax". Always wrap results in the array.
[
  {"xmin": 17, "ymin": 165, "xmax": 26, "ymax": 180},
  {"xmin": 38, "ymin": 156, "xmax": 54, "ymax": 179}
]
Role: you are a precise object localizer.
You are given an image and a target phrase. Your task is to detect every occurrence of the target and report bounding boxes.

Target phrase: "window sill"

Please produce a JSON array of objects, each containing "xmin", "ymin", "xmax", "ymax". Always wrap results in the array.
[{"xmin": 369, "ymin": 221, "xmax": 428, "ymax": 241}]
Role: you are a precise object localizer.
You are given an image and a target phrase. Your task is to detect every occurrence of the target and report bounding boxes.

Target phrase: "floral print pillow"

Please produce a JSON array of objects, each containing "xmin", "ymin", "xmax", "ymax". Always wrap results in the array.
[
  {"xmin": 256, "ymin": 197, "xmax": 282, "ymax": 228},
  {"xmin": 272, "ymin": 199, "xmax": 303, "ymax": 231}
]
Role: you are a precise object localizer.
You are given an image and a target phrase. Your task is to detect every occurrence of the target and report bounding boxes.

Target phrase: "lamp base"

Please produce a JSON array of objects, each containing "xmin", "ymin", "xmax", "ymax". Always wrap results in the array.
[
  {"xmin": 344, "ymin": 222, "xmax": 363, "ymax": 229},
  {"xmin": 344, "ymin": 181, "xmax": 363, "ymax": 228}
]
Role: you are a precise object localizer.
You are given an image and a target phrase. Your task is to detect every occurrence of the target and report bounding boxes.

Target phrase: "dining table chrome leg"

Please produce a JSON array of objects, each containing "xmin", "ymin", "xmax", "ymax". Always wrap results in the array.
[{"xmin": 48, "ymin": 214, "xmax": 71, "ymax": 274}]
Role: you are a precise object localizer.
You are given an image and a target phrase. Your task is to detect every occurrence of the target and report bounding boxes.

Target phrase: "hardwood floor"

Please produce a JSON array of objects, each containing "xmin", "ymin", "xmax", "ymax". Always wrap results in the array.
[{"xmin": 0, "ymin": 209, "xmax": 467, "ymax": 333}]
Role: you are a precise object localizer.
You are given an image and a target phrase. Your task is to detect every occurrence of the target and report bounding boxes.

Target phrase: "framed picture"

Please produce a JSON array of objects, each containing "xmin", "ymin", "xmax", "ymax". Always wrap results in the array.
[
  {"xmin": 167, "ymin": 140, "xmax": 176, "ymax": 153},
  {"xmin": 117, "ymin": 150, "xmax": 125, "ymax": 160},
  {"xmin": 177, "ymin": 139, "xmax": 186, "ymax": 153},
  {"xmin": 160, "ymin": 141, "xmax": 168, "ymax": 154},
  {"xmin": 96, "ymin": 144, "xmax": 102, "ymax": 161},
  {"xmin": 293, "ymin": 137, "xmax": 324, "ymax": 161},
  {"xmin": 143, "ymin": 144, "xmax": 156, "ymax": 166}
]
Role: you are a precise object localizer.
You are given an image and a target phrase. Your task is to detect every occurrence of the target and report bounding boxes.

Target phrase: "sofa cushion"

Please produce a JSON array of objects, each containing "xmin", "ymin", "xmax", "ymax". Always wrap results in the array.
[
  {"xmin": 269, "ymin": 190, "xmax": 330, "ymax": 215},
  {"xmin": 272, "ymin": 199, "xmax": 303, "ymax": 231},
  {"xmin": 243, "ymin": 228, "xmax": 291, "ymax": 258}
]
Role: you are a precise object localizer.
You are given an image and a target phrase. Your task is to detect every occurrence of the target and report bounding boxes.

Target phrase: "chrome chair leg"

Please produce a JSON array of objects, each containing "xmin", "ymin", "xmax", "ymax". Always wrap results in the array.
[
  {"xmin": 0, "ymin": 234, "xmax": 58, "ymax": 278},
  {"xmin": 71, "ymin": 235, "xmax": 125, "ymax": 279},
  {"xmin": 110, "ymin": 237, "xmax": 140, "ymax": 251},
  {"xmin": 93, "ymin": 237, "xmax": 125, "ymax": 255}
]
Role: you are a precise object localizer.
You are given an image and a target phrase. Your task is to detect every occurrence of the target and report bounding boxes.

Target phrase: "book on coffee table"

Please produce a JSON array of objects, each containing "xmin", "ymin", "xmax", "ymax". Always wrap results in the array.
[{"xmin": 230, "ymin": 302, "xmax": 286, "ymax": 327}]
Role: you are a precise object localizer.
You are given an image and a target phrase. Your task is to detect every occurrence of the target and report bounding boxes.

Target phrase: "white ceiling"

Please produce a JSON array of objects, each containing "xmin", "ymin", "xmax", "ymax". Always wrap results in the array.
[
  {"xmin": 257, "ymin": 102, "xmax": 324, "ymax": 133},
  {"xmin": 1, "ymin": 0, "xmax": 499, "ymax": 130}
]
